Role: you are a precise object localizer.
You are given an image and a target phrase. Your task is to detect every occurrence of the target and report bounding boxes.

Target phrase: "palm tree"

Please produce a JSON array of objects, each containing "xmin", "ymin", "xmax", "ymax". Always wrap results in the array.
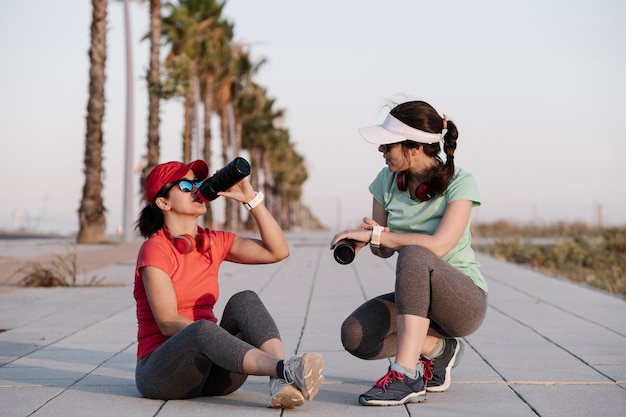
[
  {"xmin": 77, "ymin": 0, "xmax": 108, "ymax": 243},
  {"xmin": 272, "ymin": 142, "xmax": 308, "ymax": 229},
  {"xmin": 215, "ymin": 43, "xmax": 266, "ymax": 230},
  {"xmin": 242, "ymin": 94, "xmax": 310, "ymax": 230},
  {"xmin": 158, "ymin": 1, "xmax": 316, "ymax": 231},
  {"xmin": 241, "ymin": 91, "xmax": 281, "ymax": 227},
  {"xmin": 161, "ymin": 0, "xmax": 228, "ymax": 164},
  {"xmin": 198, "ymin": 17, "xmax": 233, "ymax": 228},
  {"xmin": 142, "ymin": 0, "xmax": 162, "ymax": 198},
  {"xmin": 161, "ymin": 1, "xmax": 197, "ymax": 162}
]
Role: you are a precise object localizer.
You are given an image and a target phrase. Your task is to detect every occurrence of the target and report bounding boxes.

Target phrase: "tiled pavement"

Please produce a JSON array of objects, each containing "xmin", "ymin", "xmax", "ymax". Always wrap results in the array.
[{"xmin": 1, "ymin": 232, "xmax": 625, "ymax": 416}]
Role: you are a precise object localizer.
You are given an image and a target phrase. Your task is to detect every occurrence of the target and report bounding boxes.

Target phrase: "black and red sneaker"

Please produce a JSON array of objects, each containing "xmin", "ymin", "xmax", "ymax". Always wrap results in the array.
[
  {"xmin": 359, "ymin": 363, "xmax": 427, "ymax": 406},
  {"xmin": 422, "ymin": 338, "xmax": 465, "ymax": 392}
]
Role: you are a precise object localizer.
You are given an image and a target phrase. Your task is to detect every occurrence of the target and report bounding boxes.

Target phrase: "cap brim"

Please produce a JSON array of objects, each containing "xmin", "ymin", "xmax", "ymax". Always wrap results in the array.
[
  {"xmin": 188, "ymin": 160, "xmax": 209, "ymax": 180},
  {"xmin": 164, "ymin": 160, "xmax": 209, "ymax": 185},
  {"xmin": 358, "ymin": 125, "xmax": 406, "ymax": 145}
]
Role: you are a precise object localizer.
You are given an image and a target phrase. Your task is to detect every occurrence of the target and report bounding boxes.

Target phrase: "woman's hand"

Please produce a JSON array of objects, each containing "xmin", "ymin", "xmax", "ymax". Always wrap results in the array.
[
  {"xmin": 330, "ymin": 217, "xmax": 390, "ymax": 251},
  {"xmin": 360, "ymin": 217, "xmax": 389, "ymax": 232},
  {"xmin": 222, "ymin": 179, "xmax": 290, "ymax": 265},
  {"xmin": 361, "ymin": 216, "xmax": 394, "ymax": 258},
  {"xmin": 330, "ymin": 228, "xmax": 372, "ymax": 252},
  {"xmin": 217, "ymin": 178, "xmax": 256, "ymax": 204}
]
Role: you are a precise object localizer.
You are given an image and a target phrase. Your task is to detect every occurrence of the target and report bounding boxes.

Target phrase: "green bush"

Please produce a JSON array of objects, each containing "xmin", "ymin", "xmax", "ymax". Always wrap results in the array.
[
  {"xmin": 473, "ymin": 223, "xmax": 626, "ymax": 299},
  {"xmin": 16, "ymin": 246, "xmax": 104, "ymax": 287}
]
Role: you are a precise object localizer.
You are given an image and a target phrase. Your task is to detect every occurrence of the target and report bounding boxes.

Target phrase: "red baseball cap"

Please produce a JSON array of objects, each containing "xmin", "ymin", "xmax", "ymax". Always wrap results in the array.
[{"xmin": 144, "ymin": 160, "xmax": 209, "ymax": 203}]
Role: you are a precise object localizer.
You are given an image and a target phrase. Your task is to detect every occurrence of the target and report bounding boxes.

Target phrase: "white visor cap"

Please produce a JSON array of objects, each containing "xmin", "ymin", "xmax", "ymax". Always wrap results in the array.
[{"xmin": 358, "ymin": 114, "xmax": 445, "ymax": 145}]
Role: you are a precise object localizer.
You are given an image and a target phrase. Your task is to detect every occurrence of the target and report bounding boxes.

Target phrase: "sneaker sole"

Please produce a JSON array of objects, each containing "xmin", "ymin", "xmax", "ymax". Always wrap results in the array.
[
  {"xmin": 359, "ymin": 391, "xmax": 427, "ymax": 406},
  {"xmin": 426, "ymin": 338, "xmax": 465, "ymax": 393},
  {"xmin": 269, "ymin": 384, "xmax": 305, "ymax": 408},
  {"xmin": 299, "ymin": 352, "xmax": 325, "ymax": 401}
]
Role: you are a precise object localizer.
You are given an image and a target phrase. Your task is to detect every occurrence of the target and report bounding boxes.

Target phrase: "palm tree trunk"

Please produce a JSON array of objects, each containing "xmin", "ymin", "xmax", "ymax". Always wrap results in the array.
[
  {"xmin": 202, "ymin": 74, "xmax": 214, "ymax": 228},
  {"xmin": 219, "ymin": 106, "xmax": 233, "ymax": 229},
  {"xmin": 182, "ymin": 74, "xmax": 196, "ymax": 163},
  {"xmin": 144, "ymin": 0, "xmax": 161, "ymax": 197},
  {"xmin": 77, "ymin": 0, "xmax": 108, "ymax": 244}
]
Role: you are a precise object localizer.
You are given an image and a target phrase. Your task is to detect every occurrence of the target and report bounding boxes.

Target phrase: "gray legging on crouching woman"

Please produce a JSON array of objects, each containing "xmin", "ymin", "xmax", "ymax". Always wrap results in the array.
[
  {"xmin": 341, "ymin": 245, "xmax": 488, "ymax": 360},
  {"xmin": 136, "ymin": 290, "xmax": 281, "ymax": 400}
]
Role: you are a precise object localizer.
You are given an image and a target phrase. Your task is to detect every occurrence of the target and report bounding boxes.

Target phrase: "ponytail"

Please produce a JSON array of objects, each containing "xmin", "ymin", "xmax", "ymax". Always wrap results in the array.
[{"xmin": 135, "ymin": 204, "xmax": 164, "ymax": 238}]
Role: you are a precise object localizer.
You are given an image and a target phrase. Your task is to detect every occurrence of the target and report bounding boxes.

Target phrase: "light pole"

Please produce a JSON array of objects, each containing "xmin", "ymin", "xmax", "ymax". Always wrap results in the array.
[{"xmin": 121, "ymin": 0, "xmax": 134, "ymax": 241}]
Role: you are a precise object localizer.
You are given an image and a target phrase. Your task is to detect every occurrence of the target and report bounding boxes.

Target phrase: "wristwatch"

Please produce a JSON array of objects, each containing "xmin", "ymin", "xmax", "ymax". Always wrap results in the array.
[
  {"xmin": 370, "ymin": 225, "xmax": 384, "ymax": 248},
  {"xmin": 243, "ymin": 192, "xmax": 265, "ymax": 211}
]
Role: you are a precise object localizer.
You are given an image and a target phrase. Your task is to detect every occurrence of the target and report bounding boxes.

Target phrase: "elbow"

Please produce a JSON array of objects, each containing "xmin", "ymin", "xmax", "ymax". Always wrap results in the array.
[
  {"xmin": 156, "ymin": 321, "xmax": 181, "ymax": 337},
  {"xmin": 371, "ymin": 246, "xmax": 394, "ymax": 258},
  {"xmin": 157, "ymin": 325, "xmax": 174, "ymax": 337},
  {"xmin": 268, "ymin": 241, "xmax": 290, "ymax": 262},
  {"xmin": 432, "ymin": 243, "xmax": 454, "ymax": 258},
  {"xmin": 273, "ymin": 248, "xmax": 290, "ymax": 262}
]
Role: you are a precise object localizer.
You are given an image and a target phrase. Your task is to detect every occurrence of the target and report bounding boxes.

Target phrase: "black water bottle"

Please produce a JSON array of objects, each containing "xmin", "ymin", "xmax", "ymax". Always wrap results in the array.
[
  {"xmin": 197, "ymin": 157, "xmax": 251, "ymax": 202},
  {"xmin": 334, "ymin": 239, "xmax": 356, "ymax": 265}
]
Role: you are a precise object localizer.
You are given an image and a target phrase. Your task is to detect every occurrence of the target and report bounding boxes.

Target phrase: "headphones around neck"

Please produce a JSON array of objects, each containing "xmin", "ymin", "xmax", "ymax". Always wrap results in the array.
[
  {"xmin": 163, "ymin": 225, "xmax": 211, "ymax": 254},
  {"xmin": 397, "ymin": 171, "xmax": 434, "ymax": 202}
]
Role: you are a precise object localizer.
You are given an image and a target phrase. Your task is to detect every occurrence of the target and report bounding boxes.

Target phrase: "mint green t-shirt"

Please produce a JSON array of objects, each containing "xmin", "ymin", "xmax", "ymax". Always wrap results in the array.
[{"xmin": 369, "ymin": 167, "xmax": 488, "ymax": 292}]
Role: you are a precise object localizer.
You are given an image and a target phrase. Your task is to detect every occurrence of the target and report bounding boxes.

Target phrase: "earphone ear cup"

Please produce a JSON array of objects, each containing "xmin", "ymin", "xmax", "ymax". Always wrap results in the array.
[
  {"xmin": 415, "ymin": 182, "xmax": 433, "ymax": 202},
  {"xmin": 396, "ymin": 172, "xmax": 408, "ymax": 191},
  {"xmin": 171, "ymin": 234, "xmax": 195, "ymax": 254}
]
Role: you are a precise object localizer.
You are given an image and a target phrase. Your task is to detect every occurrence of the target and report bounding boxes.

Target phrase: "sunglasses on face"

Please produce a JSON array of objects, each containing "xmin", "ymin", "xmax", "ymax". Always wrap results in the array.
[
  {"xmin": 166, "ymin": 178, "xmax": 203, "ymax": 194},
  {"xmin": 381, "ymin": 142, "xmax": 402, "ymax": 153}
]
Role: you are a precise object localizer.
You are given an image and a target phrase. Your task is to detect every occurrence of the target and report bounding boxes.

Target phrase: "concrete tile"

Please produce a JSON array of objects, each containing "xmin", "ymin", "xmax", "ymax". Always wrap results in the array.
[
  {"xmin": 28, "ymin": 385, "xmax": 159, "ymax": 417},
  {"xmin": 0, "ymin": 386, "xmax": 65, "ymax": 416},
  {"xmin": 512, "ymin": 384, "xmax": 626, "ymax": 417},
  {"xmin": 2, "ymin": 232, "xmax": 626, "ymax": 417},
  {"xmin": 423, "ymin": 383, "xmax": 538, "ymax": 417}
]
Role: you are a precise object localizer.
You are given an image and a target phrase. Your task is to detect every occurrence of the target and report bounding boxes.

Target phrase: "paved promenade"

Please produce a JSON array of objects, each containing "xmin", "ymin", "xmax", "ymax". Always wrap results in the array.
[{"xmin": 1, "ymin": 232, "xmax": 625, "ymax": 416}]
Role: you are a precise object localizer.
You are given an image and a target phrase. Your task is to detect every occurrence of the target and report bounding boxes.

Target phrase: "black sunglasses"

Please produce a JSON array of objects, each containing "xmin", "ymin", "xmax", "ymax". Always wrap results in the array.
[
  {"xmin": 381, "ymin": 142, "xmax": 403, "ymax": 153},
  {"xmin": 165, "ymin": 178, "xmax": 203, "ymax": 194}
]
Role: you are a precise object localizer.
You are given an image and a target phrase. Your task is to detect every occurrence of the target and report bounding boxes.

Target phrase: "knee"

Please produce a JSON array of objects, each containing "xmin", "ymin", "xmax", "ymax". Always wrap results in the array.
[
  {"xmin": 340, "ymin": 316, "xmax": 359, "ymax": 352},
  {"xmin": 340, "ymin": 316, "xmax": 370, "ymax": 359},
  {"xmin": 190, "ymin": 319, "xmax": 216, "ymax": 335},
  {"xmin": 398, "ymin": 245, "xmax": 431, "ymax": 260},
  {"xmin": 230, "ymin": 290, "xmax": 259, "ymax": 304},
  {"xmin": 396, "ymin": 245, "xmax": 437, "ymax": 279},
  {"xmin": 233, "ymin": 289, "xmax": 258, "ymax": 301}
]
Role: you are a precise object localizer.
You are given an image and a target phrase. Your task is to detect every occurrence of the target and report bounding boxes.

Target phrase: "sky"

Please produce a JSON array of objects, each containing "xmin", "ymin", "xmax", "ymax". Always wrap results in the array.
[{"xmin": 1, "ymin": 0, "xmax": 625, "ymax": 236}]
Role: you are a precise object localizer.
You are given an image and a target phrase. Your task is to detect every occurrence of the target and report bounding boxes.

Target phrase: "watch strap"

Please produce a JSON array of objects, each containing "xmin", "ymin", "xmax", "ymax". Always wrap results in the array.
[
  {"xmin": 370, "ymin": 225, "xmax": 384, "ymax": 248},
  {"xmin": 243, "ymin": 192, "xmax": 264, "ymax": 211}
]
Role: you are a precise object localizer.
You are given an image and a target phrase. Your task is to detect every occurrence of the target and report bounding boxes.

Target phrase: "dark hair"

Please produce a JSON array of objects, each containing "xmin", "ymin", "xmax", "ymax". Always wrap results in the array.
[
  {"xmin": 134, "ymin": 184, "xmax": 171, "ymax": 238},
  {"xmin": 391, "ymin": 100, "xmax": 458, "ymax": 196}
]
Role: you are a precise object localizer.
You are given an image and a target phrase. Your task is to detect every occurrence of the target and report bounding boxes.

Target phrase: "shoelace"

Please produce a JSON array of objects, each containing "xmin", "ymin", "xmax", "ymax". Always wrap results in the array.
[
  {"xmin": 421, "ymin": 359, "xmax": 434, "ymax": 383},
  {"xmin": 375, "ymin": 370, "xmax": 404, "ymax": 391},
  {"xmin": 282, "ymin": 361, "xmax": 295, "ymax": 385}
]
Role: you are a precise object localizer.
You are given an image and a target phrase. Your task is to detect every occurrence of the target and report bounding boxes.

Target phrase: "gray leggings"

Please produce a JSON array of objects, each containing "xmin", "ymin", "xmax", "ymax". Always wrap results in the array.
[
  {"xmin": 341, "ymin": 245, "xmax": 488, "ymax": 360},
  {"xmin": 135, "ymin": 290, "xmax": 281, "ymax": 400}
]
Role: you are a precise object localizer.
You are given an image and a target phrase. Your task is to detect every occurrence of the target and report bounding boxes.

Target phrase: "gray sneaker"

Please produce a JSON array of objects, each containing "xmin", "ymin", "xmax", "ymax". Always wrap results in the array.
[
  {"xmin": 282, "ymin": 352, "xmax": 325, "ymax": 400},
  {"xmin": 268, "ymin": 377, "xmax": 304, "ymax": 408},
  {"xmin": 423, "ymin": 338, "xmax": 465, "ymax": 392}
]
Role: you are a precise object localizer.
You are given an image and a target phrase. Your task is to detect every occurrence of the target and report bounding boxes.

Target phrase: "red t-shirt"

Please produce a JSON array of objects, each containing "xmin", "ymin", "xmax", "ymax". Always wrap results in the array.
[{"xmin": 133, "ymin": 227, "xmax": 235, "ymax": 359}]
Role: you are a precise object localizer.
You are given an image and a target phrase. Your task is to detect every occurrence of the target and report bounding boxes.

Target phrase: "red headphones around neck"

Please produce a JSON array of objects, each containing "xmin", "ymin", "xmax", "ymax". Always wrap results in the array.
[
  {"xmin": 163, "ymin": 225, "xmax": 211, "ymax": 254},
  {"xmin": 397, "ymin": 172, "xmax": 434, "ymax": 202}
]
